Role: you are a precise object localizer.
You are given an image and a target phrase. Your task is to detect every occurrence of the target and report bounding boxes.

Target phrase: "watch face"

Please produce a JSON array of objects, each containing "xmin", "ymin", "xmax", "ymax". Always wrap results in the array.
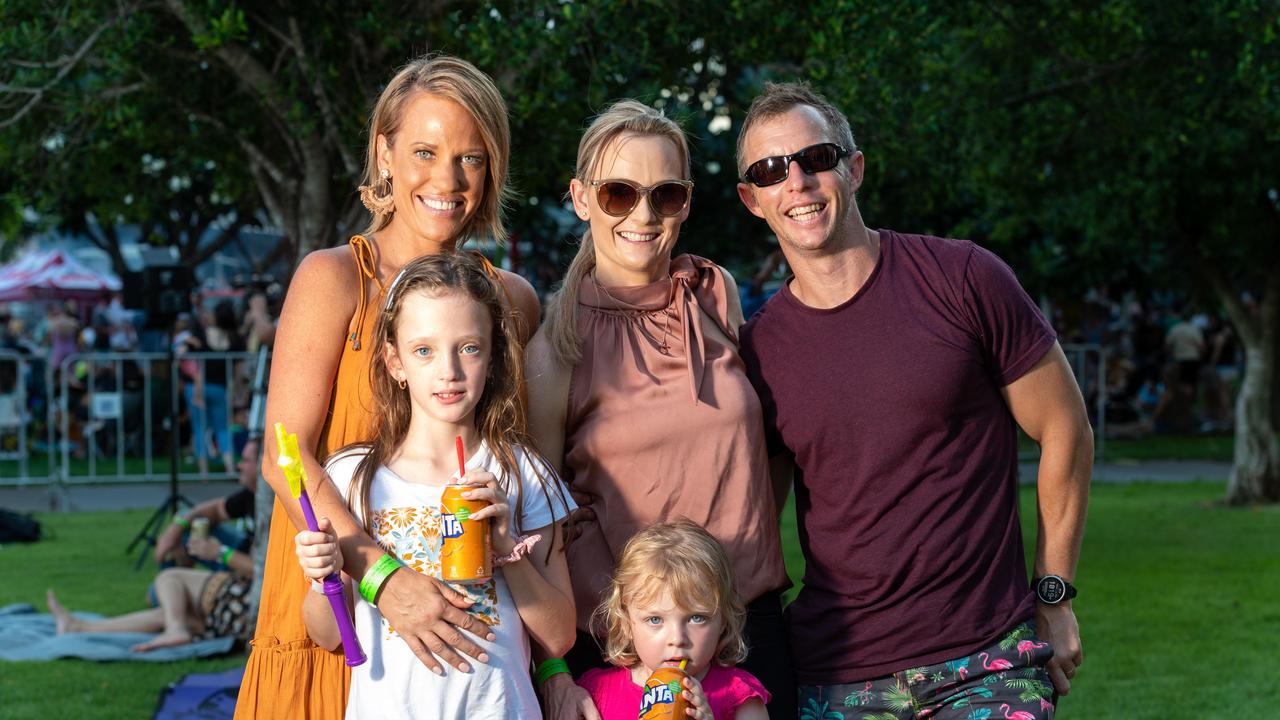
[{"xmin": 1037, "ymin": 576, "xmax": 1066, "ymax": 604}]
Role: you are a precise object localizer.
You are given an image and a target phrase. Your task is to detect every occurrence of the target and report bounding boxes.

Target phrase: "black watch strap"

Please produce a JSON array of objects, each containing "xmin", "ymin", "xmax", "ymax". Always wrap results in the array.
[{"xmin": 1033, "ymin": 575, "xmax": 1077, "ymax": 604}]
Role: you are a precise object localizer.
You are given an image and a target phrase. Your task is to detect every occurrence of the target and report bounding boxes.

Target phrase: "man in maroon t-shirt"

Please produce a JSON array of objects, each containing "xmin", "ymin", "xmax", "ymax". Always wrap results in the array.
[{"xmin": 734, "ymin": 82, "xmax": 1092, "ymax": 719}]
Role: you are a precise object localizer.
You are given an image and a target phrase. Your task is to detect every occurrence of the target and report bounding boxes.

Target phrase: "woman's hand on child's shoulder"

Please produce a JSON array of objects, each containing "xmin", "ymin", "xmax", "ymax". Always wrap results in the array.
[
  {"xmin": 459, "ymin": 470, "xmax": 514, "ymax": 554},
  {"xmin": 294, "ymin": 515, "xmax": 343, "ymax": 580}
]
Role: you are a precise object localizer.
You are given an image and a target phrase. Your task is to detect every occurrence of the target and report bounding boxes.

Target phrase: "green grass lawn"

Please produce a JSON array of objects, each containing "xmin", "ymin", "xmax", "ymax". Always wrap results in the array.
[
  {"xmin": 1, "ymin": 454, "xmax": 236, "ymax": 483},
  {"xmin": 0, "ymin": 509, "xmax": 246, "ymax": 720},
  {"xmin": 4, "ymin": 433, "xmax": 1235, "ymax": 483},
  {"xmin": 1099, "ymin": 435, "xmax": 1235, "ymax": 461},
  {"xmin": 2, "ymin": 481, "xmax": 1276, "ymax": 719},
  {"xmin": 1017, "ymin": 433, "xmax": 1235, "ymax": 462}
]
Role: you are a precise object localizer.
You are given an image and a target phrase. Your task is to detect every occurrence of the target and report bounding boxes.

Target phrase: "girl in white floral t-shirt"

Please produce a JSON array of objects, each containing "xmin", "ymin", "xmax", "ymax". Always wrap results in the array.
[{"xmin": 294, "ymin": 254, "xmax": 575, "ymax": 719}]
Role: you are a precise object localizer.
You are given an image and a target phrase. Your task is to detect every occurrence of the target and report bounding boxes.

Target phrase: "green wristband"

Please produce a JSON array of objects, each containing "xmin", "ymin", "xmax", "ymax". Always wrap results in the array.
[
  {"xmin": 534, "ymin": 657, "xmax": 570, "ymax": 687},
  {"xmin": 171, "ymin": 515, "xmax": 191, "ymax": 529},
  {"xmin": 220, "ymin": 546, "xmax": 235, "ymax": 565},
  {"xmin": 358, "ymin": 553, "xmax": 402, "ymax": 606}
]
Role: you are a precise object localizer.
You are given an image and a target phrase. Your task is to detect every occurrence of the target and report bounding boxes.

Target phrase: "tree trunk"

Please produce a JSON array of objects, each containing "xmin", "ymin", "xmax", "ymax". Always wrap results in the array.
[{"xmin": 1226, "ymin": 314, "xmax": 1280, "ymax": 504}]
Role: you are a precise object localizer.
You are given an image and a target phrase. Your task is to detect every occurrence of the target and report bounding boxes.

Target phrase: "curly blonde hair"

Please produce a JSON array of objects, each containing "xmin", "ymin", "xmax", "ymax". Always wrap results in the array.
[{"xmin": 593, "ymin": 520, "xmax": 747, "ymax": 668}]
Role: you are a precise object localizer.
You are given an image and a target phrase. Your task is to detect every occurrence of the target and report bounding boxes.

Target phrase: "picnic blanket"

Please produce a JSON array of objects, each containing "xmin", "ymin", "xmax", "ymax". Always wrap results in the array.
[
  {"xmin": 152, "ymin": 666, "xmax": 243, "ymax": 720},
  {"xmin": 0, "ymin": 603, "xmax": 234, "ymax": 662}
]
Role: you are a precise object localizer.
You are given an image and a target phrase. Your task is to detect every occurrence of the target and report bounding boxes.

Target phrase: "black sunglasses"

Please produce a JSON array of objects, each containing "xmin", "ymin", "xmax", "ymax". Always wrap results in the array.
[
  {"xmin": 742, "ymin": 142, "xmax": 851, "ymax": 187},
  {"xmin": 588, "ymin": 179, "xmax": 693, "ymax": 217}
]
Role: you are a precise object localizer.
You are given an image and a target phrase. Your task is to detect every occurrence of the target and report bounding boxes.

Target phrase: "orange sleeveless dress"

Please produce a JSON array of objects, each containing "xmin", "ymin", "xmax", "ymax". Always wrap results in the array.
[{"xmin": 234, "ymin": 237, "xmax": 381, "ymax": 719}]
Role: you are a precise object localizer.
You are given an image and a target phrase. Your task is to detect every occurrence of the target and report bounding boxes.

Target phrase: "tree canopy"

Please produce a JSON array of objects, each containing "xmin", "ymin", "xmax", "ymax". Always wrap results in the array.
[
  {"xmin": 2, "ymin": 1, "xmax": 1276, "ymax": 497},
  {"xmin": 3, "ymin": 2, "xmax": 1271, "ymax": 285}
]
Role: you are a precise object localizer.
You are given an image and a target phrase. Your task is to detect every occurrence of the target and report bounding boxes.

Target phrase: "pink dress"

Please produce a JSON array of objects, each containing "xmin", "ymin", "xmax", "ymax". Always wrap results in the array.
[{"xmin": 578, "ymin": 665, "xmax": 770, "ymax": 720}]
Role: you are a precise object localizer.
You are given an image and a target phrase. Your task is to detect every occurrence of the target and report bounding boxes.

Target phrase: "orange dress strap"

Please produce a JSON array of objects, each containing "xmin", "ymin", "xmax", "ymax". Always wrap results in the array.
[{"xmin": 346, "ymin": 235, "xmax": 383, "ymax": 351}]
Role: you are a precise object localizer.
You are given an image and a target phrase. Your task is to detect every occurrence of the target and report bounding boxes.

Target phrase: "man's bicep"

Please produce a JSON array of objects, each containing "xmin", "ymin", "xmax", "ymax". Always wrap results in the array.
[{"xmin": 1000, "ymin": 343, "xmax": 1089, "ymax": 444}]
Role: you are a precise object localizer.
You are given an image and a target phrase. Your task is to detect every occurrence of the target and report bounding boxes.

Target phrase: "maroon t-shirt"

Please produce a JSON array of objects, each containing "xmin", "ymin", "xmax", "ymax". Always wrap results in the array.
[{"xmin": 740, "ymin": 230, "xmax": 1056, "ymax": 684}]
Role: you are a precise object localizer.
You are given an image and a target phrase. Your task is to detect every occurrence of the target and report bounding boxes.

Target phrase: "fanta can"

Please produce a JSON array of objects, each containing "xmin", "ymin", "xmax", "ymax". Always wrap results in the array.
[
  {"xmin": 637, "ymin": 662, "xmax": 688, "ymax": 720},
  {"xmin": 440, "ymin": 485, "xmax": 491, "ymax": 582}
]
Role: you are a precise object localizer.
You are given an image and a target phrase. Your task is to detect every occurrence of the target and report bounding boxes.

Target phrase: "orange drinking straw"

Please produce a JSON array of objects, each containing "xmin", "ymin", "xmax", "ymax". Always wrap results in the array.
[{"xmin": 455, "ymin": 435, "xmax": 466, "ymax": 483}]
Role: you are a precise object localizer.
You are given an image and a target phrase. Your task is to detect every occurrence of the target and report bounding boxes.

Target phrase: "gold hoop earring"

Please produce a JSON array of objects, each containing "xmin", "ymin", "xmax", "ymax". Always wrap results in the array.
[
  {"xmin": 360, "ymin": 167, "xmax": 395, "ymax": 215},
  {"xmin": 397, "ymin": 376, "xmax": 407, "ymax": 390}
]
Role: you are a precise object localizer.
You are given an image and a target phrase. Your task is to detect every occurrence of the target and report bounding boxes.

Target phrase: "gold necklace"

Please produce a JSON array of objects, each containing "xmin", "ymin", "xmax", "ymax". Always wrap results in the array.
[{"xmin": 592, "ymin": 270, "xmax": 676, "ymax": 354}]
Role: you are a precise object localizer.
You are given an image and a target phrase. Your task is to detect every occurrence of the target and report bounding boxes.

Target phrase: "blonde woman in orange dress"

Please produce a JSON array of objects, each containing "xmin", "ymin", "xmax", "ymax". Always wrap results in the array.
[{"xmin": 235, "ymin": 55, "xmax": 539, "ymax": 720}]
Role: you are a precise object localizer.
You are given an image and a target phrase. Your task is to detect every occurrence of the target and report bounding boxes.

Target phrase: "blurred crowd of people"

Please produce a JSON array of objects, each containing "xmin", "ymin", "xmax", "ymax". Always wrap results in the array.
[
  {"xmin": 0, "ymin": 274, "xmax": 1248, "ymax": 463},
  {"xmin": 0, "ymin": 288, "xmax": 279, "ymax": 472},
  {"xmin": 1058, "ymin": 286, "xmax": 1242, "ymax": 438}
]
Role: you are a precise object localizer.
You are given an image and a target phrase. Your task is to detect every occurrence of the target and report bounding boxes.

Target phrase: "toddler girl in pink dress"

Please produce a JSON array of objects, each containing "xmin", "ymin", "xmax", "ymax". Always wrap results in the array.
[{"xmin": 576, "ymin": 521, "xmax": 770, "ymax": 719}]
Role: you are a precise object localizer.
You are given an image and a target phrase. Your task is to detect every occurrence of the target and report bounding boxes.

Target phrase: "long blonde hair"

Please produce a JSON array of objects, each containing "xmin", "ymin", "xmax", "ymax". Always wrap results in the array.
[
  {"xmin": 541, "ymin": 100, "xmax": 691, "ymax": 368},
  {"xmin": 359, "ymin": 54, "xmax": 512, "ymax": 245},
  {"xmin": 593, "ymin": 520, "xmax": 747, "ymax": 669},
  {"xmin": 334, "ymin": 253, "xmax": 565, "ymax": 556}
]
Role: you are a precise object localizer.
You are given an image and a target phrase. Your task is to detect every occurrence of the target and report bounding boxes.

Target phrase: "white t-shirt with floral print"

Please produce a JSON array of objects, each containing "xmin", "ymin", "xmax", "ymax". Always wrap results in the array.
[{"xmin": 326, "ymin": 441, "xmax": 574, "ymax": 720}]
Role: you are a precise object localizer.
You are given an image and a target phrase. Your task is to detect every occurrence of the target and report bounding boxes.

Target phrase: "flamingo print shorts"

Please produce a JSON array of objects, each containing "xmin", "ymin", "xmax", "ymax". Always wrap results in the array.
[{"xmin": 797, "ymin": 620, "xmax": 1056, "ymax": 720}]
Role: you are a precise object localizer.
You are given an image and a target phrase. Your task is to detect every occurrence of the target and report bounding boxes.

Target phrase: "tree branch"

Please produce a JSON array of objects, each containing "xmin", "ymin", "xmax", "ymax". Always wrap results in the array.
[
  {"xmin": 83, "ymin": 215, "xmax": 114, "ymax": 254},
  {"xmin": 288, "ymin": 16, "xmax": 358, "ymax": 177},
  {"xmin": 0, "ymin": 84, "xmax": 44, "ymax": 95},
  {"xmin": 97, "ymin": 81, "xmax": 146, "ymax": 99},
  {"xmin": 162, "ymin": 0, "xmax": 300, "ymax": 145},
  {"xmin": 188, "ymin": 110, "xmax": 289, "ymax": 188},
  {"xmin": 1000, "ymin": 53, "xmax": 1147, "ymax": 108},
  {"xmin": 191, "ymin": 214, "xmax": 248, "ymax": 267},
  {"xmin": 244, "ymin": 157, "xmax": 292, "ymax": 240},
  {"xmin": 337, "ymin": 193, "xmax": 369, "ymax": 240},
  {"xmin": 1203, "ymin": 255, "xmax": 1261, "ymax": 350},
  {"xmin": 244, "ymin": 10, "xmax": 293, "ymax": 49},
  {"xmin": 258, "ymin": 230, "xmax": 295, "ymax": 276},
  {"xmin": 0, "ymin": 15, "xmax": 121, "ymax": 130}
]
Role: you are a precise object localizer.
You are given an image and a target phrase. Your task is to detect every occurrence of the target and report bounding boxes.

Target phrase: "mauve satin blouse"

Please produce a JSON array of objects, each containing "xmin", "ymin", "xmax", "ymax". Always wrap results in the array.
[{"xmin": 563, "ymin": 254, "xmax": 789, "ymax": 632}]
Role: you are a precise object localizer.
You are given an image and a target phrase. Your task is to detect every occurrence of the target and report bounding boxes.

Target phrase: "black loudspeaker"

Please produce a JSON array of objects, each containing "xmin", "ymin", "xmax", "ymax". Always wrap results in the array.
[{"xmin": 123, "ymin": 248, "xmax": 194, "ymax": 329}]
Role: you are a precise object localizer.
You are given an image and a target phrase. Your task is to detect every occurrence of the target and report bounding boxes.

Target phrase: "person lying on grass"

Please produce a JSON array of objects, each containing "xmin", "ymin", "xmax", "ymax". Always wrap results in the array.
[{"xmin": 45, "ymin": 439, "xmax": 260, "ymax": 653}]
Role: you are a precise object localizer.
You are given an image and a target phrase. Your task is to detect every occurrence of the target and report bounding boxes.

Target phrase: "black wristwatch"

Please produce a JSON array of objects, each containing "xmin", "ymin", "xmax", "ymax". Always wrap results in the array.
[{"xmin": 1033, "ymin": 575, "xmax": 1078, "ymax": 605}]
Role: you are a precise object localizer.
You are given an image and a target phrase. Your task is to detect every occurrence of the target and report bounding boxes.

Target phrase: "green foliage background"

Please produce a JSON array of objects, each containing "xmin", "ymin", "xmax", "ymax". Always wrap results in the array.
[
  {"xmin": 3, "ymin": 1, "xmax": 1279, "ymax": 498},
  {"xmin": 1, "ymin": 0, "xmax": 1274, "ymax": 301}
]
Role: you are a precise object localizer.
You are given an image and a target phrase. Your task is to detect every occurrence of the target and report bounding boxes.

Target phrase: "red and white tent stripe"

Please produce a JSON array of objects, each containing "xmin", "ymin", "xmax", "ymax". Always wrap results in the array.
[{"xmin": 0, "ymin": 249, "xmax": 122, "ymax": 301}]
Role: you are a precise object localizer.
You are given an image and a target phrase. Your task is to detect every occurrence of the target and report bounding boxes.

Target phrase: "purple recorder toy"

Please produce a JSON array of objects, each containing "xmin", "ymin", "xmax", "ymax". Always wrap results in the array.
[{"xmin": 275, "ymin": 422, "xmax": 366, "ymax": 667}]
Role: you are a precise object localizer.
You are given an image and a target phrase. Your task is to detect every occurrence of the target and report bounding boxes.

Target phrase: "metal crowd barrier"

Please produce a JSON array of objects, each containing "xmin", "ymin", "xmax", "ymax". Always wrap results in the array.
[
  {"xmin": 3, "ymin": 343, "xmax": 1103, "ymax": 486},
  {"xmin": 1060, "ymin": 342, "xmax": 1107, "ymax": 462},
  {"xmin": 0, "ymin": 349, "xmax": 266, "ymax": 487},
  {"xmin": 0, "ymin": 350, "xmax": 34, "ymax": 480}
]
